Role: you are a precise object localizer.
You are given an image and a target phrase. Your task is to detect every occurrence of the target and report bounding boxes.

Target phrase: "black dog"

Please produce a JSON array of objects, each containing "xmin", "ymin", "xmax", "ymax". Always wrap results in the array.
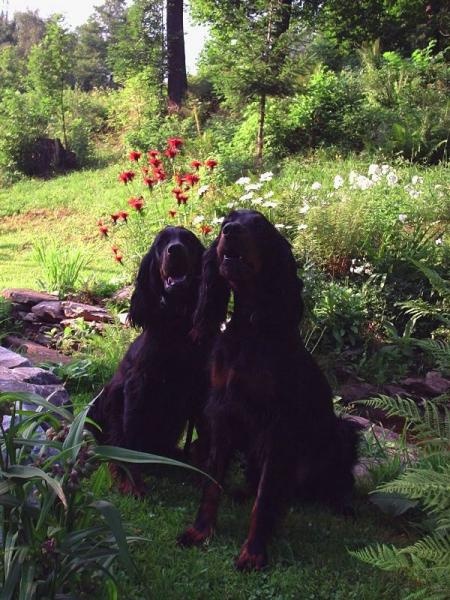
[
  {"xmin": 90, "ymin": 226, "xmax": 207, "ymax": 495},
  {"xmin": 178, "ymin": 210, "xmax": 359, "ymax": 570}
]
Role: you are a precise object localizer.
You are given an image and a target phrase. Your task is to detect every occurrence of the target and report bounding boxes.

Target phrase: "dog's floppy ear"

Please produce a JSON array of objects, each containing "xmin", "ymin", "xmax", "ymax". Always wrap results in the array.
[
  {"xmin": 259, "ymin": 228, "xmax": 304, "ymax": 327},
  {"xmin": 191, "ymin": 237, "xmax": 230, "ymax": 341},
  {"xmin": 128, "ymin": 241, "xmax": 162, "ymax": 329}
]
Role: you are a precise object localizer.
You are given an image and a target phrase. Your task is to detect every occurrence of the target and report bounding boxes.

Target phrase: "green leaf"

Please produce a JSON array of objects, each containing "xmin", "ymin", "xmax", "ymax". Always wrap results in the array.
[
  {"xmin": 18, "ymin": 563, "xmax": 36, "ymax": 600},
  {"xmin": 0, "ymin": 392, "xmax": 73, "ymax": 422},
  {"xmin": 2, "ymin": 464, "xmax": 67, "ymax": 509},
  {"xmin": 90, "ymin": 500, "xmax": 136, "ymax": 574}
]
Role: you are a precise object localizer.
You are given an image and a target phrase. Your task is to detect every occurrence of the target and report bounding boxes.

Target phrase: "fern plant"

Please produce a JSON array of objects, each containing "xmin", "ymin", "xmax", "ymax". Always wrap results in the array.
[{"xmin": 350, "ymin": 394, "xmax": 450, "ymax": 600}]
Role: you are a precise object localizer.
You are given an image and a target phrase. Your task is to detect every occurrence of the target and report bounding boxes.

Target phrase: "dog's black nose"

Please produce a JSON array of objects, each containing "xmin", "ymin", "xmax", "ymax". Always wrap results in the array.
[
  {"xmin": 167, "ymin": 242, "xmax": 185, "ymax": 256},
  {"xmin": 222, "ymin": 222, "xmax": 243, "ymax": 236}
]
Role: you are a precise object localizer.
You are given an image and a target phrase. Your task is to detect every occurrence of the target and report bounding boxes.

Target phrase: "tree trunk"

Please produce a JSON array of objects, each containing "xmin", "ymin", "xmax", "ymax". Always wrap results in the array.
[
  {"xmin": 166, "ymin": 0, "xmax": 187, "ymax": 110},
  {"xmin": 256, "ymin": 92, "xmax": 266, "ymax": 169}
]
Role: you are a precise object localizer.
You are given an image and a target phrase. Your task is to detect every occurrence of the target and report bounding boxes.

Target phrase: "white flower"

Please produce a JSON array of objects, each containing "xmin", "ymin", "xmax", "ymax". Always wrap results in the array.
[
  {"xmin": 251, "ymin": 197, "xmax": 263, "ymax": 205},
  {"xmin": 275, "ymin": 223, "xmax": 285, "ymax": 229},
  {"xmin": 351, "ymin": 265, "xmax": 365, "ymax": 275},
  {"xmin": 285, "ymin": 225, "xmax": 293, "ymax": 229},
  {"xmin": 381, "ymin": 164, "xmax": 390, "ymax": 175},
  {"xmin": 354, "ymin": 175, "xmax": 373, "ymax": 190},
  {"xmin": 435, "ymin": 237, "xmax": 443, "ymax": 246},
  {"xmin": 262, "ymin": 201, "xmax": 277, "ymax": 208},
  {"xmin": 371, "ymin": 173, "xmax": 381, "ymax": 183},
  {"xmin": 235, "ymin": 176, "xmax": 251, "ymax": 185},
  {"xmin": 239, "ymin": 191, "xmax": 254, "ymax": 201},
  {"xmin": 226, "ymin": 202, "xmax": 237, "ymax": 208},
  {"xmin": 407, "ymin": 188, "xmax": 421, "ymax": 199},
  {"xmin": 333, "ymin": 175, "xmax": 344, "ymax": 189},
  {"xmin": 264, "ymin": 191, "xmax": 274, "ymax": 199},
  {"xmin": 230, "ymin": 39, "xmax": 237, "ymax": 46},
  {"xmin": 387, "ymin": 171, "xmax": 398, "ymax": 186},
  {"xmin": 212, "ymin": 216, "xmax": 224, "ymax": 225},
  {"xmin": 411, "ymin": 175, "xmax": 424, "ymax": 185},
  {"xmin": 245, "ymin": 183, "xmax": 263, "ymax": 191},
  {"xmin": 349, "ymin": 170, "xmax": 359, "ymax": 186},
  {"xmin": 298, "ymin": 224, "xmax": 308, "ymax": 231},
  {"xmin": 197, "ymin": 184, "xmax": 210, "ymax": 197},
  {"xmin": 299, "ymin": 204, "xmax": 310, "ymax": 214},
  {"xmin": 311, "ymin": 181, "xmax": 322, "ymax": 190},
  {"xmin": 192, "ymin": 215, "xmax": 205, "ymax": 225},
  {"xmin": 398, "ymin": 213, "xmax": 407, "ymax": 223},
  {"xmin": 259, "ymin": 171, "xmax": 273, "ymax": 182},
  {"xmin": 368, "ymin": 163, "xmax": 381, "ymax": 177}
]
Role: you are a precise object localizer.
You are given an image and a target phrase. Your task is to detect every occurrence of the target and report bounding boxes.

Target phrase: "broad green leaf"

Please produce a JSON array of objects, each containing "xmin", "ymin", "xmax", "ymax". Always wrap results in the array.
[
  {"xmin": 18, "ymin": 563, "xmax": 36, "ymax": 600},
  {"xmin": 0, "ymin": 392, "xmax": 73, "ymax": 422},
  {"xmin": 2, "ymin": 465, "xmax": 67, "ymax": 509}
]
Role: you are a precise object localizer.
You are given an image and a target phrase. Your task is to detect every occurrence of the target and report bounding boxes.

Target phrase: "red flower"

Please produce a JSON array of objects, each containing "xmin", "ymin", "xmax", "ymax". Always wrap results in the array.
[
  {"xmin": 128, "ymin": 196, "xmax": 145, "ymax": 212},
  {"xmin": 99, "ymin": 224, "xmax": 109, "ymax": 237},
  {"xmin": 167, "ymin": 137, "xmax": 183, "ymax": 149},
  {"xmin": 143, "ymin": 177, "xmax": 155, "ymax": 188},
  {"xmin": 129, "ymin": 150, "xmax": 141, "ymax": 162},
  {"xmin": 174, "ymin": 173, "xmax": 185, "ymax": 186},
  {"xmin": 114, "ymin": 253, "xmax": 123, "ymax": 263},
  {"xmin": 148, "ymin": 149, "xmax": 159, "ymax": 158},
  {"xmin": 119, "ymin": 170, "xmax": 135, "ymax": 184},
  {"xmin": 190, "ymin": 159, "xmax": 202, "ymax": 170},
  {"xmin": 184, "ymin": 173, "xmax": 200, "ymax": 187},
  {"xmin": 176, "ymin": 193, "xmax": 188, "ymax": 205},
  {"xmin": 118, "ymin": 210, "xmax": 128, "ymax": 222},
  {"xmin": 149, "ymin": 157, "xmax": 162, "ymax": 168},
  {"xmin": 111, "ymin": 245, "xmax": 119, "ymax": 254},
  {"xmin": 154, "ymin": 168, "xmax": 166, "ymax": 181},
  {"xmin": 168, "ymin": 210, "xmax": 177, "ymax": 218},
  {"xmin": 205, "ymin": 159, "xmax": 218, "ymax": 170},
  {"xmin": 164, "ymin": 147, "xmax": 178, "ymax": 159},
  {"xmin": 200, "ymin": 224, "xmax": 212, "ymax": 235},
  {"xmin": 111, "ymin": 213, "xmax": 120, "ymax": 224}
]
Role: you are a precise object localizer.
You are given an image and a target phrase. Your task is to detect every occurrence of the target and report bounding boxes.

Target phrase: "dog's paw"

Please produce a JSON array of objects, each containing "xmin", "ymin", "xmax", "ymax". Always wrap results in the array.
[
  {"xmin": 235, "ymin": 541, "xmax": 268, "ymax": 571},
  {"xmin": 177, "ymin": 526, "xmax": 211, "ymax": 548}
]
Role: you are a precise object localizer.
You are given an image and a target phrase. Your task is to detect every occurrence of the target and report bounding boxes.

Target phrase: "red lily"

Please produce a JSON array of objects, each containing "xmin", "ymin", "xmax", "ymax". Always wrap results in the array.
[
  {"xmin": 118, "ymin": 171, "xmax": 135, "ymax": 184},
  {"xmin": 129, "ymin": 150, "xmax": 141, "ymax": 162},
  {"xmin": 205, "ymin": 159, "xmax": 218, "ymax": 170},
  {"xmin": 128, "ymin": 196, "xmax": 145, "ymax": 212}
]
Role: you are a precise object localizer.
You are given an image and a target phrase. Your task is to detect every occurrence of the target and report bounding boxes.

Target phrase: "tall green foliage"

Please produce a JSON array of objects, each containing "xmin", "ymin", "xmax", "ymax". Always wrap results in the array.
[{"xmin": 27, "ymin": 16, "xmax": 75, "ymax": 148}]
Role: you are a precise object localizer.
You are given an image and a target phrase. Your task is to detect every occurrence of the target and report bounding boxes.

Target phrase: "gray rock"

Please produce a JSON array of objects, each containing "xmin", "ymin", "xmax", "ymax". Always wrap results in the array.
[
  {"xmin": 3, "ymin": 336, "xmax": 72, "ymax": 365},
  {"xmin": 0, "ymin": 346, "xmax": 31, "ymax": 369},
  {"xmin": 61, "ymin": 301, "xmax": 112, "ymax": 323},
  {"xmin": 11, "ymin": 366, "xmax": 62, "ymax": 385},
  {"xmin": 0, "ymin": 377, "xmax": 69, "ymax": 406},
  {"xmin": 1, "ymin": 288, "xmax": 58, "ymax": 308},
  {"xmin": 31, "ymin": 301, "xmax": 64, "ymax": 322}
]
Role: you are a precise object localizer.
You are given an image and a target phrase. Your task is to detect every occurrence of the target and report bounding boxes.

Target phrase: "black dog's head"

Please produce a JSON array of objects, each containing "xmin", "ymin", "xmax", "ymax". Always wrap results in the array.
[
  {"xmin": 129, "ymin": 226, "xmax": 205, "ymax": 329},
  {"xmin": 193, "ymin": 210, "xmax": 304, "ymax": 338}
]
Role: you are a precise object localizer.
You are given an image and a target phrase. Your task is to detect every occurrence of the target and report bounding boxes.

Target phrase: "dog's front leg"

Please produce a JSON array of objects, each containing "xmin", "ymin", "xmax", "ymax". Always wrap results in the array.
[{"xmin": 235, "ymin": 457, "xmax": 287, "ymax": 571}]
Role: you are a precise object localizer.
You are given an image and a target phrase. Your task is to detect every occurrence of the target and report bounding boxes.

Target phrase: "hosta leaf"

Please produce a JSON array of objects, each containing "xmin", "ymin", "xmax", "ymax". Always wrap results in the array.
[{"xmin": 2, "ymin": 465, "xmax": 67, "ymax": 509}]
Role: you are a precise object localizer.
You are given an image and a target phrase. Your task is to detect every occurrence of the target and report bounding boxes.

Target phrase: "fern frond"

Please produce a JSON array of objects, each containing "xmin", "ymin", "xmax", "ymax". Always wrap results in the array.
[
  {"xmin": 359, "ymin": 395, "xmax": 421, "ymax": 424},
  {"xmin": 409, "ymin": 259, "xmax": 450, "ymax": 298},
  {"xmin": 377, "ymin": 464, "xmax": 450, "ymax": 514},
  {"xmin": 349, "ymin": 543, "xmax": 409, "ymax": 571},
  {"xmin": 403, "ymin": 533, "xmax": 450, "ymax": 565}
]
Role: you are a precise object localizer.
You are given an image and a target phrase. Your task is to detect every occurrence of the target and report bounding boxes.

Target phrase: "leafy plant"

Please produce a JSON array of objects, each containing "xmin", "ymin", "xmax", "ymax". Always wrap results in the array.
[
  {"xmin": 350, "ymin": 394, "xmax": 450, "ymax": 600},
  {"xmin": 34, "ymin": 240, "xmax": 92, "ymax": 298},
  {"xmin": 0, "ymin": 391, "xmax": 210, "ymax": 598}
]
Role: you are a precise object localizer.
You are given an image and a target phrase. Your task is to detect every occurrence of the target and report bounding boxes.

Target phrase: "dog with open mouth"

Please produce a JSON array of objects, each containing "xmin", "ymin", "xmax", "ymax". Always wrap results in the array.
[
  {"xmin": 89, "ymin": 226, "xmax": 207, "ymax": 496},
  {"xmin": 178, "ymin": 210, "xmax": 359, "ymax": 570}
]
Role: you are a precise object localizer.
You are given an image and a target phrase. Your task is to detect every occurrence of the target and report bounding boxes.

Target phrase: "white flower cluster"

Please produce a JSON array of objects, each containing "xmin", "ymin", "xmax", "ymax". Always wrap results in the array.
[
  {"xmin": 234, "ymin": 172, "xmax": 278, "ymax": 210},
  {"xmin": 350, "ymin": 258, "xmax": 373, "ymax": 276}
]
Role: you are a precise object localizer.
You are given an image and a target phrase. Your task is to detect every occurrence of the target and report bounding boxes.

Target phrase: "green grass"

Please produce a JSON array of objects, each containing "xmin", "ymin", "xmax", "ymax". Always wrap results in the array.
[{"xmin": 96, "ymin": 469, "xmax": 409, "ymax": 600}]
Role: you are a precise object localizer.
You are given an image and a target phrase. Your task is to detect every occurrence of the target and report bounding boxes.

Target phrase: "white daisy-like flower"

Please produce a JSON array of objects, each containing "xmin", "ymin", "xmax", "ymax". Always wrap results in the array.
[
  {"xmin": 311, "ymin": 181, "xmax": 322, "ymax": 190},
  {"xmin": 245, "ymin": 183, "xmax": 263, "ymax": 191},
  {"xmin": 212, "ymin": 216, "xmax": 224, "ymax": 225},
  {"xmin": 333, "ymin": 175, "xmax": 344, "ymax": 189},
  {"xmin": 299, "ymin": 204, "xmax": 310, "ymax": 214},
  {"xmin": 192, "ymin": 215, "xmax": 205, "ymax": 225},
  {"xmin": 408, "ymin": 188, "xmax": 421, "ymax": 199},
  {"xmin": 197, "ymin": 184, "xmax": 210, "ymax": 197},
  {"xmin": 260, "ymin": 171, "xmax": 273, "ymax": 182},
  {"xmin": 387, "ymin": 171, "xmax": 398, "ymax": 186},
  {"xmin": 230, "ymin": 39, "xmax": 238, "ymax": 46},
  {"xmin": 435, "ymin": 238, "xmax": 443, "ymax": 246},
  {"xmin": 381, "ymin": 164, "xmax": 390, "ymax": 175},
  {"xmin": 264, "ymin": 191, "xmax": 274, "ymax": 199},
  {"xmin": 411, "ymin": 175, "xmax": 424, "ymax": 185},
  {"xmin": 240, "ymin": 191, "xmax": 254, "ymax": 201},
  {"xmin": 298, "ymin": 224, "xmax": 308, "ymax": 231},
  {"xmin": 251, "ymin": 197, "xmax": 263, "ymax": 205},
  {"xmin": 226, "ymin": 202, "xmax": 237, "ymax": 208},
  {"xmin": 275, "ymin": 223, "xmax": 285, "ymax": 229},
  {"xmin": 262, "ymin": 201, "xmax": 277, "ymax": 208},
  {"xmin": 351, "ymin": 265, "xmax": 365, "ymax": 275},
  {"xmin": 368, "ymin": 163, "xmax": 381, "ymax": 177},
  {"xmin": 371, "ymin": 173, "xmax": 381, "ymax": 183},
  {"xmin": 235, "ymin": 176, "xmax": 251, "ymax": 185},
  {"xmin": 398, "ymin": 213, "xmax": 407, "ymax": 223}
]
